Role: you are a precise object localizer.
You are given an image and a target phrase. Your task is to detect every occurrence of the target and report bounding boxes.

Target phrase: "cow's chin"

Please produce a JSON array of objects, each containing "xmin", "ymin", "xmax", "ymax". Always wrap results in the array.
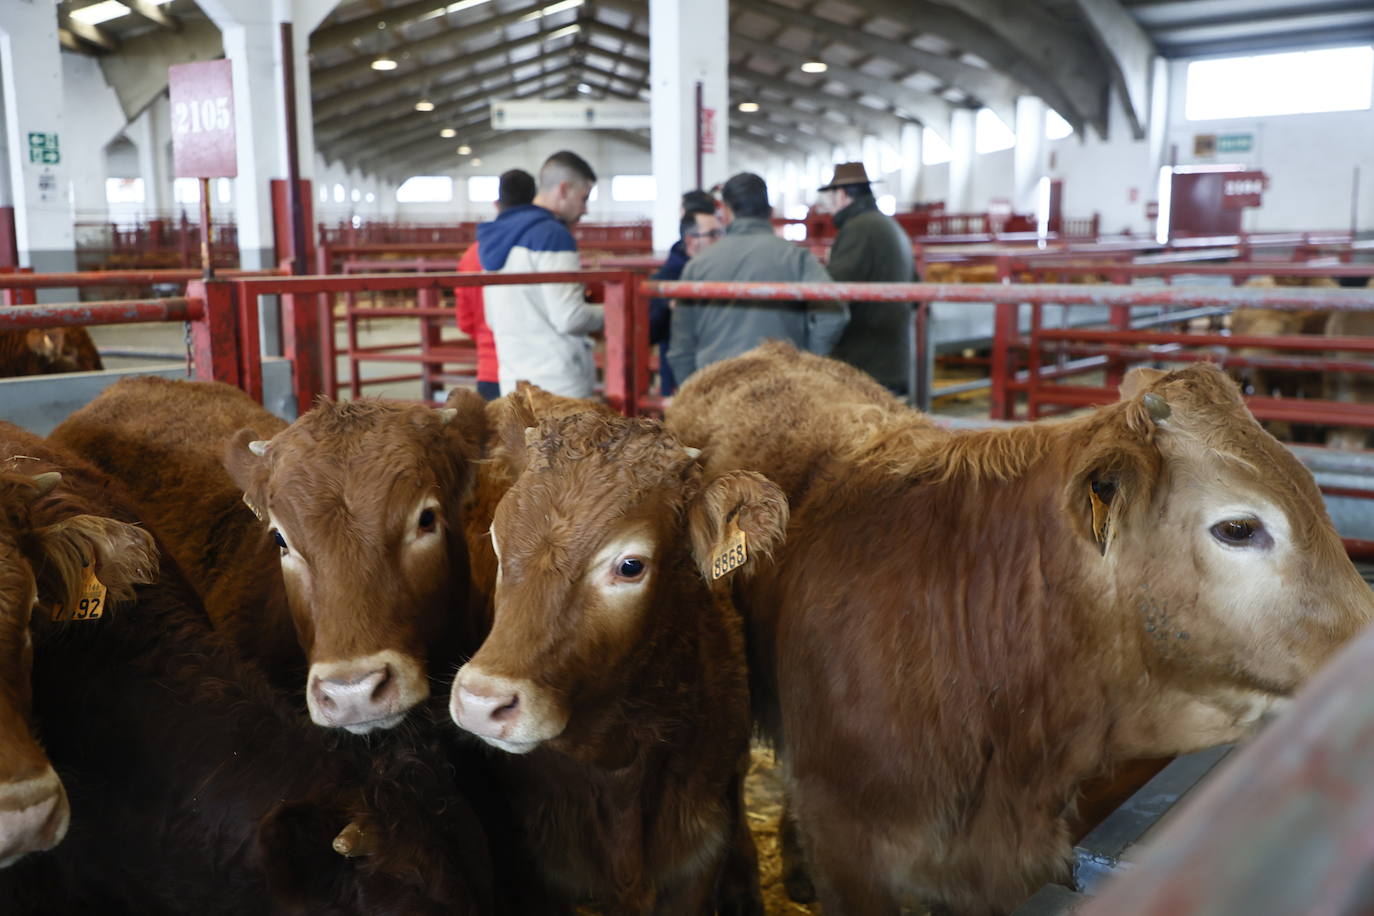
[
  {"xmin": 340, "ymin": 711, "xmax": 409, "ymax": 735},
  {"xmin": 477, "ymin": 734, "xmax": 545, "ymax": 755}
]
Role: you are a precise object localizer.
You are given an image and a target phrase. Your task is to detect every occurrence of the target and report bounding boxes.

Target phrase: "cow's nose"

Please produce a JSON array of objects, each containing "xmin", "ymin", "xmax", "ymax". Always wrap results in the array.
[
  {"xmin": 452, "ymin": 681, "xmax": 522, "ymax": 739},
  {"xmin": 0, "ymin": 770, "xmax": 69, "ymax": 867},
  {"xmin": 309, "ymin": 665, "xmax": 398, "ymax": 728}
]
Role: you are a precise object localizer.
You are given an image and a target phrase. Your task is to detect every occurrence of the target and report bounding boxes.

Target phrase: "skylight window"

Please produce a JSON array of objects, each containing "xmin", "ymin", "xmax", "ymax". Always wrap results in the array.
[
  {"xmin": 396, "ymin": 176, "xmax": 453, "ymax": 203},
  {"xmin": 1186, "ymin": 46, "xmax": 1373, "ymax": 121},
  {"xmin": 1045, "ymin": 108, "xmax": 1074, "ymax": 140},
  {"xmin": 467, "ymin": 176, "xmax": 499, "ymax": 203},
  {"xmin": 611, "ymin": 175, "xmax": 656, "ymax": 202},
  {"xmin": 71, "ymin": 2, "xmax": 131, "ymax": 25},
  {"xmin": 922, "ymin": 128, "xmax": 952, "ymax": 165},
  {"xmin": 975, "ymin": 108, "xmax": 1015, "ymax": 154}
]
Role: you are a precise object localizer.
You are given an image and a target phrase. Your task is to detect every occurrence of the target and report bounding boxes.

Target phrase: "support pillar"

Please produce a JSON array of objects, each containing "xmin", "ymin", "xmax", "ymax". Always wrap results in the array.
[
  {"xmin": 650, "ymin": 0, "xmax": 729, "ymax": 251},
  {"xmin": 131, "ymin": 102, "xmax": 170, "ymax": 215},
  {"xmin": 1013, "ymin": 96, "xmax": 1047, "ymax": 214},
  {"xmin": 948, "ymin": 108, "xmax": 976, "ymax": 213},
  {"xmin": 898, "ymin": 122, "xmax": 922, "ymax": 208},
  {"xmin": 0, "ymin": 4, "xmax": 76, "ymax": 282}
]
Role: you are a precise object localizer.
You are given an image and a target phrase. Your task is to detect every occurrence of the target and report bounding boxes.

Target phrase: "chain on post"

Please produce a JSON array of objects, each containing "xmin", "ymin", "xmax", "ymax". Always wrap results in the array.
[{"xmin": 184, "ymin": 320, "xmax": 193, "ymax": 378}]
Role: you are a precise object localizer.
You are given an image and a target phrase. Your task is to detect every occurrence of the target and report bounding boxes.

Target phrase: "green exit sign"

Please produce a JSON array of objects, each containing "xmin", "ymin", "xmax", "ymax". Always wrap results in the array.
[
  {"xmin": 1216, "ymin": 133, "xmax": 1253, "ymax": 154},
  {"xmin": 27, "ymin": 131, "xmax": 60, "ymax": 165}
]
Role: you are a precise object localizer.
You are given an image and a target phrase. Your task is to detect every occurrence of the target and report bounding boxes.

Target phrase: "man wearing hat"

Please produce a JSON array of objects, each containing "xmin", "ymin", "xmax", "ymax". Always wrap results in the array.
[{"xmin": 819, "ymin": 161, "xmax": 915, "ymax": 396}]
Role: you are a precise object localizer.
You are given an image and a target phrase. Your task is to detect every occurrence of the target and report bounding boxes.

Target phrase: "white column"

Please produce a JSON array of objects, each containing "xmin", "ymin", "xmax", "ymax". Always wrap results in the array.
[
  {"xmin": 131, "ymin": 104, "xmax": 170, "ymax": 214},
  {"xmin": 0, "ymin": 4, "xmax": 75, "ymax": 275},
  {"xmin": 898, "ymin": 122, "xmax": 922, "ymax": 208},
  {"xmin": 1012, "ymin": 96, "xmax": 1047, "ymax": 214},
  {"xmin": 948, "ymin": 108, "xmax": 976, "ymax": 212},
  {"xmin": 650, "ymin": 0, "xmax": 729, "ymax": 251}
]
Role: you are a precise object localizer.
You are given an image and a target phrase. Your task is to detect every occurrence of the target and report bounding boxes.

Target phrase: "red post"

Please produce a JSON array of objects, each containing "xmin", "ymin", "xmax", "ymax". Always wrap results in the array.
[
  {"xmin": 282, "ymin": 290, "xmax": 323, "ymax": 413},
  {"xmin": 991, "ymin": 301, "xmax": 1017, "ymax": 421},
  {"xmin": 602, "ymin": 274, "xmax": 635, "ymax": 416},
  {"xmin": 187, "ymin": 278, "xmax": 261, "ymax": 398},
  {"xmin": 417, "ymin": 286, "xmax": 442, "ymax": 402}
]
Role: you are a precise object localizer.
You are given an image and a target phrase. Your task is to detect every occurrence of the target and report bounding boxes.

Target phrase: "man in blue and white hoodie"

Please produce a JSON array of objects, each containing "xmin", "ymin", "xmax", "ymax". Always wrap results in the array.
[{"xmin": 477, "ymin": 150, "xmax": 603, "ymax": 398}]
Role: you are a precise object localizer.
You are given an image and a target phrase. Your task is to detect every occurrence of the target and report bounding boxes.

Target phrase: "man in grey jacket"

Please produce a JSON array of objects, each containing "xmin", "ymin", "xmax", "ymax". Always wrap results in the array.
[
  {"xmin": 820, "ymin": 162, "xmax": 915, "ymax": 395},
  {"xmin": 667, "ymin": 173, "xmax": 848, "ymax": 385}
]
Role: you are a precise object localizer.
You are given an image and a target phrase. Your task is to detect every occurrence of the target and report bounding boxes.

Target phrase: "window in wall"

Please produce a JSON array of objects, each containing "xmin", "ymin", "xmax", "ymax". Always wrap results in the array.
[
  {"xmin": 350, "ymin": 188, "xmax": 360, "ymax": 203},
  {"xmin": 105, "ymin": 177, "xmax": 145, "ymax": 204},
  {"xmin": 1186, "ymin": 46, "xmax": 1374, "ymax": 120},
  {"xmin": 781, "ymin": 223, "xmax": 807, "ymax": 242},
  {"xmin": 922, "ymin": 128, "xmax": 952, "ymax": 165},
  {"xmin": 333, "ymin": 183, "xmax": 346, "ymax": 204},
  {"xmin": 217, "ymin": 178, "xmax": 231, "ymax": 204},
  {"xmin": 365, "ymin": 192, "xmax": 376, "ymax": 204},
  {"xmin": 467, "ymin": 176, "xmax": 499, "ymax": 203},
  {"xmin": 318, "ymin": 185, "xmax": 328, "ymax": 203},
  {"xmin": 877, "ymin": 194, "xmax": 896, "ymax": 215},
  {"xmin": 397, "ymin": 176, "xmax": 454, "ymax": 203},
  {"xmin": 611, "ymin": 175, "xmax": 657, "ymax": 201},
  {"xmin": 784, "ymin": 204, "xmax": 809, "ymax": 220},
  {"xmin": 589, "ymin": 185, "xmax": 600, "ymax": 203},
  {"xmin": 173, "ymin": 177, "xmax": 199, "ymax": 203},
  {"xmin": 975, "ymin": 108, "xmax": 1015, "ymax": 154},
  {"xmin": 1045, "ymin": 108, "xmax": 1074, "ymax": 140}
]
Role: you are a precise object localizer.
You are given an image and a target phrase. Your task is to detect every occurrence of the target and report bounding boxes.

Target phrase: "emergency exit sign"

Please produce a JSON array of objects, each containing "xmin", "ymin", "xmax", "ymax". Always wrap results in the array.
[
  {"xmin": 1216, "ymin": 133, "xmax": 1253, "ymax": 154},
  {"xmin": 27, "ymin": 132, "xmax": 59, "ymax": 165}
]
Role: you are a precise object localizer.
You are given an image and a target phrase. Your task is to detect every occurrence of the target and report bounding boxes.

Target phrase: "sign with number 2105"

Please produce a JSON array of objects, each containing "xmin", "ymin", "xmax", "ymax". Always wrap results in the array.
[{"xmin": 169, "ymin": 59, "xmax": 237, "ymax": 179}]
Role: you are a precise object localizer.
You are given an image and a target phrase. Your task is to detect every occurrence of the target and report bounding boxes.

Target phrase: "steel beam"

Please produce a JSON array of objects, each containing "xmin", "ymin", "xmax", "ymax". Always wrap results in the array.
[
  {"xmin": 312, "ymin": 0, "xmax": 461, "ymax": 54},
  {"xmin": 731, "ymin": 33, "xmax": 954, "ymax": 135},
  {"xmin": 728, "ymin": 71, "xmax": 912, "ymax": 137},
  {"xmin": 740, "ymin": 0, "xmax": 1019, "ymax": 124},
  {"xmin": 311, "ymin": 0, "xmax": 556, "ymax": 95},
  {"xmin": 125, "ymin": 0, "xmax": 182, "ymax": 32},
  {"xmin": 58, "ymin": 12, "xmax": 119, "ymax": 53},
  {"xmin": 1071, "ymin": 0, "xmax": 1156, "ymax": 140}
]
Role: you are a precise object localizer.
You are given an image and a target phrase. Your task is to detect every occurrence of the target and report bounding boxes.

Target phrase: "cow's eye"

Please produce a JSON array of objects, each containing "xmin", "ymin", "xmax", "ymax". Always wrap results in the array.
[
  {"xmin": 271, "ymin": 529, "xmax": 289, "ymax": 554},
  {"xmin": 616, "ymin": 558, "xmax": 646, "ymax": 579},
  {"xmin": 1211, "ymin": 518, "xmax": 1261, "ymax": 546},
  {"xmin": 418, "ymin": 508, "xmax": 437, "ymax": 533}
]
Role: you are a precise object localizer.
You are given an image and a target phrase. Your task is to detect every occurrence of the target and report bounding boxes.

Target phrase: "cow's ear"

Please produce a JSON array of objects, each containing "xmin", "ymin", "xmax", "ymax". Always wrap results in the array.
[
  {"xmin": 1119, "ymin": 366, "xmax": 1168, "ymax": 401},
  {"xmin": 223, "ymin": 428, "xmax": 271, "ymax": 522},
  {"xmin": 1064, "ymin": 436, "xmax": 1159, "ymax": 556},
  {"xmin": 488, "ymin": 386, "xmax": 539, "ymax": 478},
  {"xmin": 687, "ymin": 470, "xmax": 789, "ymax": 581},
  {"xmin": 26, "ymin": 329, "xmax": 63, "ymax": 363},
  {"xmin": 32, "ymin": 514, "xmax": 159, "ymax": 609}
]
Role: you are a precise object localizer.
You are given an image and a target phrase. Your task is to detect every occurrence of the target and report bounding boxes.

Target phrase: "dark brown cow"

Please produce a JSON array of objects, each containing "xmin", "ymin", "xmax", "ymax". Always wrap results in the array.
[
  {"xmin": 0, "ymin": 470, "xmax": 155, "ymax": 867},
  {"xmin": 668, "ymin": 342, "xmax": 1374, "ymax": 915},
  {"xmin": 51, "ymin": 376, "xmax": 488, "ymax": 732},
  {"xmin": 0, "ymin": 328, "xmax": 103, "ymax": 378},
  {"xmin": 450, "ymin": 400, "xmax": 786, "ymax": 913},
  {"xmin": 0, "ymin": 425, "xmax": 494, "ymax": 914}
]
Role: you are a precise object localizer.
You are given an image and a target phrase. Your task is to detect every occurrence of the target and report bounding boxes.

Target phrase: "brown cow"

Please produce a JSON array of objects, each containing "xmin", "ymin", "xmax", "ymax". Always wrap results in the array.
[
  {"xmin": 668, "ymin": 342, "xmax": 1374, "ymax": 915},
  {"xmin": 0, "ymin": 425, "xmax": 496, "ymax": 914},
  {"xmin": 0, "ymin": 470, "xmax": 155, "ymax": 868},
  {"xmin": 50, "ymin": 376, "xmax": 488, "ymax": 732},
  {"xmin": 0, "ymin": 328, "xmax": 103, "ymax": 378},
  {"xmin": 450, "ymin": 401, "xmax": 786, "ymax": 913}
]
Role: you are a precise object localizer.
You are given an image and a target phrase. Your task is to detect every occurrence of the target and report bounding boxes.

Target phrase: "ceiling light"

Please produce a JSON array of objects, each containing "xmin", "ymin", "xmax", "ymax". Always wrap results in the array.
[
  {"xmin": 801, "ymin": 60, "xmax": 828, "ymax": 74},
  {"xmin": 471, "ymin": 158, "xmax": 483, "ymax": 166},
  {"xmin": 519, "ymin": 0, "xmax": 584, "ymax": 22},
  {"xmin": 371, "ymin": 55, "xmax": 398, "ymax": 71},
  {"xmin": 738, "ymin": 101, "xmax": 760, "ymax": 113},
  {"xmin": 577, "ymin": 83, "xmax": 593, "ymax": 94},
  {"xmin": 415, "ymin": 99, "xmax": 435, "ymax": 111},
  {"xmin": 440, "ymin": 128, "xmax": 457, "ymax": 138},
  {"xmin": 70, "ymin": 1, "xmax": 130, "ymax": 25},
  {"xmin": 457, "ymin": 145, "xmax": 473, "ymax": 155}
]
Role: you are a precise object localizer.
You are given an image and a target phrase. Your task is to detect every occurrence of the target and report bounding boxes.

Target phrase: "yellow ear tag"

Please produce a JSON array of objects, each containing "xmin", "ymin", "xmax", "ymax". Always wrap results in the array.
[
  {"xmin": 710, "ymin": 520, "xmax": 748, "ymax": 580},
  {"xmin": 50, "ymin": 564, "xmax": 108, "ymax": 623},
  {"xmin": 1089, "ymin": 487, "xmax": 1111, "ymax": 548}
]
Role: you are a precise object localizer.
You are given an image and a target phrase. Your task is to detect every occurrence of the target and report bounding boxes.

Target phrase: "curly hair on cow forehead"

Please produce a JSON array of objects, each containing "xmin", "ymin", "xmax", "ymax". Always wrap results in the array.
[{"xmin": 526, "ymin": 413, "xmax": 696, "ymax": 475}]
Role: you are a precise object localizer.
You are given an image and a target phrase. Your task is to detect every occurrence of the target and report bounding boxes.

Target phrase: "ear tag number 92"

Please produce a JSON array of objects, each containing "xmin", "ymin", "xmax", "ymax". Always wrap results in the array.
[
  {"xmin": 711, "ymin": 521, "xmax": 749, "ymax": 580},
  {"xmin": 50, "ymin": 565, "xmax": 108, "ymax": 623}
]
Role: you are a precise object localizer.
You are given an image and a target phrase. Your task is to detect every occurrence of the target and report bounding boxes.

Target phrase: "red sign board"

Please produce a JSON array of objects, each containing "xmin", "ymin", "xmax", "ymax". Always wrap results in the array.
[
  {"xmin": 170, "ymin": 60, "xmax": 237, "ymax": 178},
  {"xmin": 699, "ymin": 107, "xmax": 716, "ymax": 155},
  {"xmin": 1221, "ymin": 170, "xmax": 1266, "ymax": 209}
]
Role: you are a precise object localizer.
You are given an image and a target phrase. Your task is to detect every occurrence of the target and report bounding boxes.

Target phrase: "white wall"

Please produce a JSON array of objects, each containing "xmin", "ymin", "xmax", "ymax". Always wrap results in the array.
[
  {"xmin": 61, "ymin": 51, "xmax": 128, "ymax": 220},
  {"xmin": 1046, "ymin": 93, "xmax": 1158, "ymax": 234}
]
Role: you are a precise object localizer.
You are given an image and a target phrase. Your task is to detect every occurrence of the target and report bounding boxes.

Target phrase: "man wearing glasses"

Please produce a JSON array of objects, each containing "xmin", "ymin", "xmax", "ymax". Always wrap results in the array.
[{"xmin": 649, "ymin": 193, "xmax": 722, "ymax": 395}]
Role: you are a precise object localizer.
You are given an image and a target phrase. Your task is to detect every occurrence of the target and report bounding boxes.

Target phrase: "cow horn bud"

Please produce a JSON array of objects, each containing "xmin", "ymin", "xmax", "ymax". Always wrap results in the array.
[
  {"xmin": 683, "ymin": 446, "xmax": 702, "ymax": 460},
  {"xmin": 524, "ymin": 427, "xmax": 539, "ymax": 447},
  {"xmin": 1142, "ymin": 392, "xmax": 1171, "ymax": 423},
  {"xmin": 332, "ymin": 821, "xmax": 377, "ymax": 858},
  {"xmin": 248, "ymin": 440, "xmax": 270, "ymax": 457},
  {"xmin": 436, "ymin": 407, "xmax": 458, "ymax": 425},
  {"xmin": 30, "ymin": 471, "xmax": 62, "ymax": 498}
]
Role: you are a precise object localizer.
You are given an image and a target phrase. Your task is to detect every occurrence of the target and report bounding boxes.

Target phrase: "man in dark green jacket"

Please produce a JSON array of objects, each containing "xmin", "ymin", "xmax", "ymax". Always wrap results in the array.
[{"xmin": 820, "ymin": 162, "xmax": 916, "ymax": 395}]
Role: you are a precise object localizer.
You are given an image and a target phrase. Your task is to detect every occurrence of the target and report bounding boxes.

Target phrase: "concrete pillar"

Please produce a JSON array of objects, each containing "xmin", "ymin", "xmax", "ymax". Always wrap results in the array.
[
  {"xmin": 650, "ymin": 0, "xmax": 728, "ymax": 250},
  {"xmin": 898, "ymin": 121, "xmax": 922, "ymax": 208},
  {"xmin": 1013, "ymin": 96, "xmax": 1047, "ymax": 214},
  {"xmin": 948, "ymin": 108, "xmax": 976, "ymax": 213},
  {"xmin": 0, "ymin": 4, "xmax": 76, "ymax": 276},
  {"xmin": 131, "ymin": 103, "xmax": 170, "ymax": 214}
]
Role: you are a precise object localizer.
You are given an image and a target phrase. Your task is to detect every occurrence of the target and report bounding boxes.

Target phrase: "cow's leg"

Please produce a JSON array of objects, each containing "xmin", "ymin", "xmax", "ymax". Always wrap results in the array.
[
  {"xmin": 714, "ymin": 768, "xmax": 765, "ymax": 916},
  {"xmin": 778, "ymin": 795, "xmax": 816, "ymax": 903},
  {"xmin": 794, "ymin": 789, "xmax": 900, "ymax": 916}
]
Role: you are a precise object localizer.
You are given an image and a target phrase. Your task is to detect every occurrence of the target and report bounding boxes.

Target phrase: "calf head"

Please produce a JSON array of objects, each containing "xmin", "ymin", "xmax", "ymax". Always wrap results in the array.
[
  {"xmin": 224, "ymin": 393, "xmax": 486, "ymax": 733},
  {"xmin": 450, "ymin": 409, "xmax": 787, "ymax": 756},
  {"xmin": 1064, "ymin": 363, "xmax": 1374, "ymax": 754},
  {"xmin": 0, "ymin": 471, "xmax": 157, "ymax": 866}
]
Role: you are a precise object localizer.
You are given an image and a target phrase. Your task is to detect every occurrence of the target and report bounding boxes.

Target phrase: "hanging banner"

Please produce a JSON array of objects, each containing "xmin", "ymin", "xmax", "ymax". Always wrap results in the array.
[
  {"xmin": 491, "ymin": 99, "xmax": 650, "ymax": 130},
  {"xmin": 699, "ymin": 107, "xmax": 716, "ymax": 154},
  {"xmin": 169, "ymin": 59, "xmax": 238, "ymax": 178}
]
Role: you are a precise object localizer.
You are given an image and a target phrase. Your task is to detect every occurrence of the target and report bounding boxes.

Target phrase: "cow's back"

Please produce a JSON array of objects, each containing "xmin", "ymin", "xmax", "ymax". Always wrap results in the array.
[
  {"xmin": 49, "ymin": 376, "xmax": 296, "ymax": 672},
  {"xmin": 668, "ymin": 340, "xmax": 927, "ymax": 498}
]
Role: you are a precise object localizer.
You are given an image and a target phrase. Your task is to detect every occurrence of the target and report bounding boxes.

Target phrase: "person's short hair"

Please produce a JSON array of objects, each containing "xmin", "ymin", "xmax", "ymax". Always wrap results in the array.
[
  {"xmin": 838, "ymin": 182, "xmax": 874, "ymax": 200},
  {"xmin": 497, "ymin": 169, "xmax": 536, "ymax": 210},
  {"xmin": 720, "ymin": 173, "xmax": 771, "ymax": 219},
  {"xmin": 681, "ymin": 190, "xmax": 716, "ymax": 216},
  {"xmin": 539, "ymin": 150, "xmax": 597, "ymax": 191}
]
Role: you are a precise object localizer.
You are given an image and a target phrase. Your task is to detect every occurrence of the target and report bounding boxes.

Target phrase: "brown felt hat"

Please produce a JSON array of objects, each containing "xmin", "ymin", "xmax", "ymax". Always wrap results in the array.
[{"xmin": 818, "ymin": 161, "xmax": 877, "ymax": 191}]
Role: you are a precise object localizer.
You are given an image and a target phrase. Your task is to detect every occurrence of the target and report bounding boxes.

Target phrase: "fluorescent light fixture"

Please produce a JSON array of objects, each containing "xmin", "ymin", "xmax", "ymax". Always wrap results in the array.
[
  {"xmin": 471, "ymin": 157, "xmax": 483, "ymax": 166},
  {"xmin": 440, "ymin": 127, "xmax": 457, "ymax": 138},
  {"xmin": 415, "ymin": 99, "xmax": 435, "ymax": 111},
  {"xmin": 577, "ymin": 83, "xmax": 593, "ymax": 94},
  {"xmin": 541, "ymin": 23, "xmax": 581, "ymax": 42},
  {"xmin": 71, "ymin": 1, "xmax": 130, "ymax": 24},
  {"xmin": 457, "ymin": 144, "xmax": 472, "ymax": 155},
  {"xmin": 801, "ymin": 60, "xmax": 828, "ymax": 74},
  {"xmin": 738, "ymin": 101, "xmax": 760, "ymax": 113},
  {"xmin": 418, "ymin": 0, "xmax": 495, "ymax": 24},
  {"xmin": 519, "ymin": 0, "xmax": 584, "ymax": 22},
  {"xmin": 371, "ymin": 55, "xmax": 399, "ymax": 71}
]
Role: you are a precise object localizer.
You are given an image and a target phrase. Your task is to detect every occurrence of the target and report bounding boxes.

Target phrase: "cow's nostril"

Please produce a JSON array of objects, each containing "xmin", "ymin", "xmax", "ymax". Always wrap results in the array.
[
  {"xmin": 492, "ymin": 694, "xmax": 520, "ymax": 721},
  {"xmin": 369, "ymin": 665, "xmax": 396, "ymax": 703}
]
